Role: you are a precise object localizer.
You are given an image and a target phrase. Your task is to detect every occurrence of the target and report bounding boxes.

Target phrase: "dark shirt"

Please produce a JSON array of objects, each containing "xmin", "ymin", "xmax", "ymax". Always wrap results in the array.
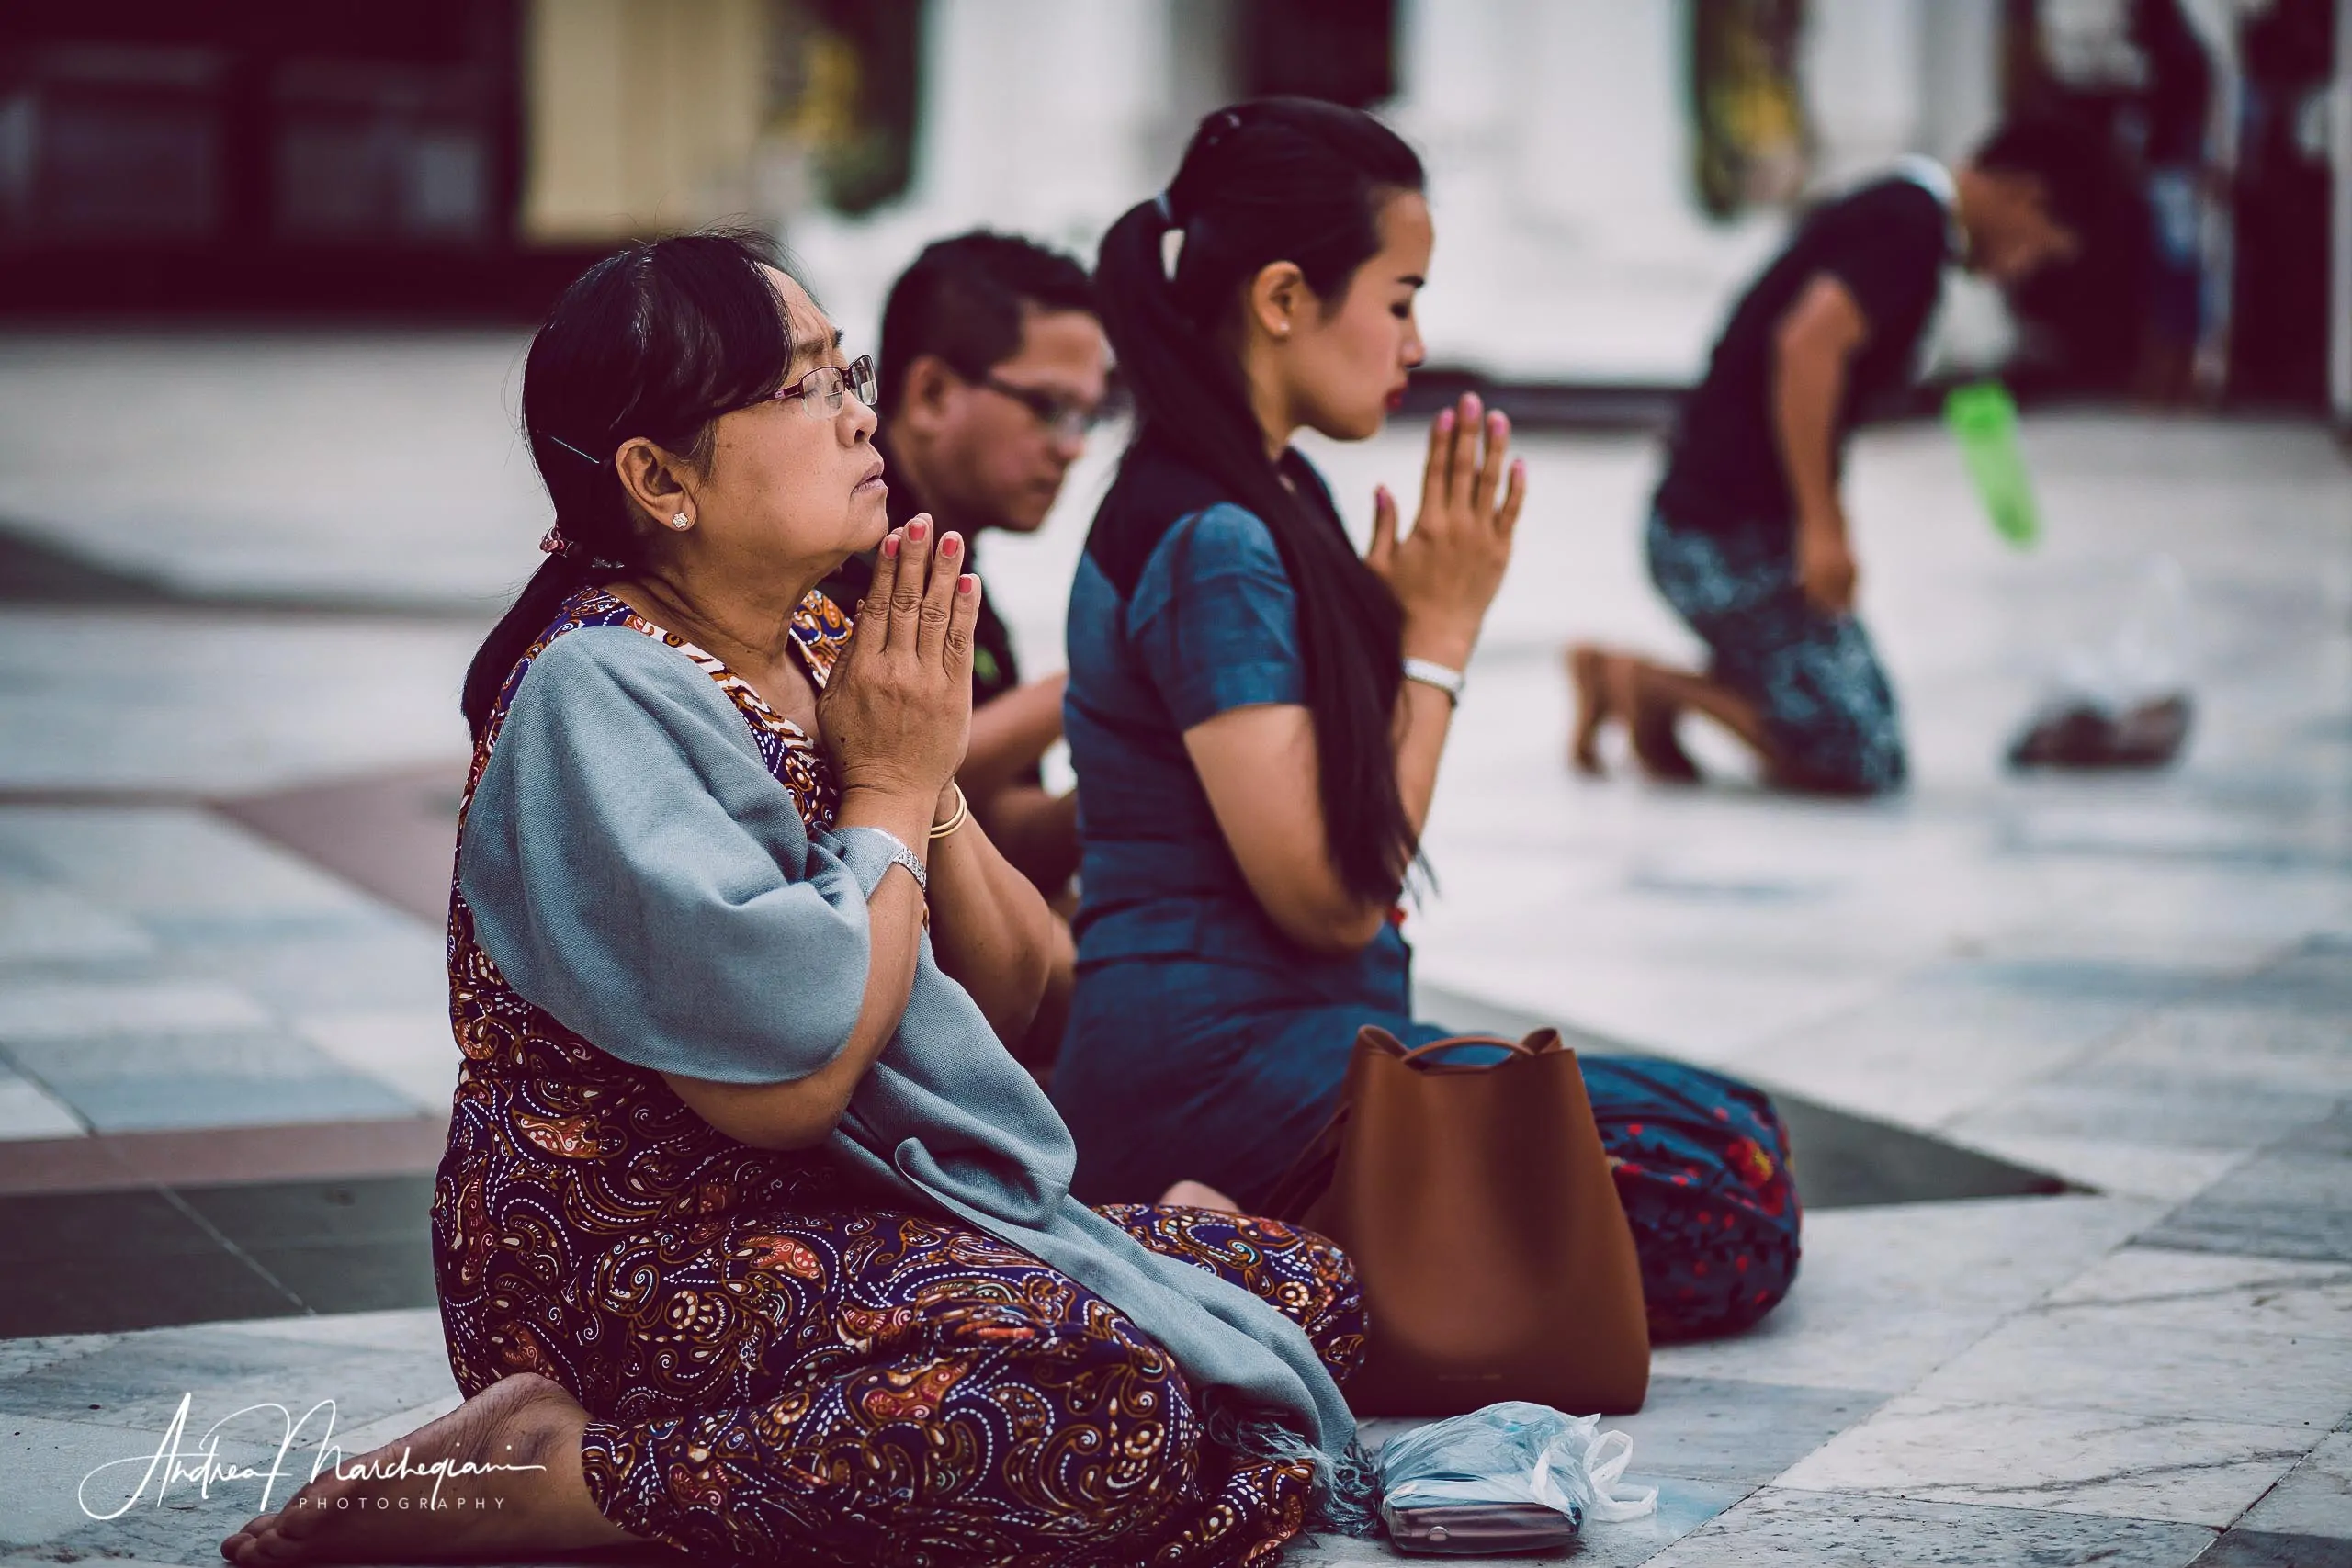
[
  {"xmin": 820, "ymin": 445, "xmax": 1030, "ymax": 778},
  {"xmin": 1654, "ymin": 177, "xmax": 1954, "ymax": 546}
]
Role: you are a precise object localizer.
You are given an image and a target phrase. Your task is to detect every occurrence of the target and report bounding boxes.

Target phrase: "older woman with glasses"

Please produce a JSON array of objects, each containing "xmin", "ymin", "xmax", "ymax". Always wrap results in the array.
[{"xmin": 220, "ymin": 231, "xmax": 1368, "ymax": 1568}]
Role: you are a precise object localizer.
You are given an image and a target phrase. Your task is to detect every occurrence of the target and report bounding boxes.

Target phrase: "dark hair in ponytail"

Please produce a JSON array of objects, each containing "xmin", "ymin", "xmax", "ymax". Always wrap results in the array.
[
  {"xmin": 1094, "ymin": 97, "xmax": 1425, "ymax": 904},
  {"xmin": 460, "ymin": 228, "xmax": 800, "ymax": 741}
]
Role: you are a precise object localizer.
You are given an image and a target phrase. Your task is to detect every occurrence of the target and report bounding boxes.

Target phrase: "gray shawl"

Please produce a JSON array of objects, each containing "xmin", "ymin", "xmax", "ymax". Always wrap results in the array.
[{"xmin": 459, "ymin": 626, "xmax": 1361, "ymax": 1508}]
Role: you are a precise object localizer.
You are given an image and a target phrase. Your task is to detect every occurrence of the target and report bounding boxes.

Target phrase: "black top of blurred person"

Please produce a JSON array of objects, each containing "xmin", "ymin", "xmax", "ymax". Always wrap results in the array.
[
  {"xmin": 823, "ymin": 231, "xmax": 1096, "ymax": 752},
  {"xmin": 1653, "ymin": 175, "xmax": 1953, "ymax": 542},
  {"xmin": 1655, "ymin": 116, "xmax": 2125, "ymax": 547}
]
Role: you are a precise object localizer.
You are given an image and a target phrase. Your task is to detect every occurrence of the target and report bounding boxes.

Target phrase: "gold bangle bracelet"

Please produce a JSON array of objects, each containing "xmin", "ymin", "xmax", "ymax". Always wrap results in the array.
[{"xmin": 929, "ymin": 782, "xmax": 971, "ymax": 840}]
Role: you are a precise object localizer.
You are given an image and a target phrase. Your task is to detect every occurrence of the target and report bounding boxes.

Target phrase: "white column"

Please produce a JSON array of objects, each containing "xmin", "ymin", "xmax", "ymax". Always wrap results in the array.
[
  {"xmin": 788, "ymin": 0, "xmax": 1173, "ymax": 360},
  {"xmin": 1384, "ymin": 0, "xmax": 1516, "ymax": 367},
  {"xmin": 907, "ymin": 0, "xmax": 1168, "ymax": 246},
  {"xmin": 1508, "ymin": 0, "xmax": 1694, "ymax": 246},
  {"xmin": 1917, "ymin": 0, "xmax": 2002, "ymax": 164},
  {"xmin": 1803, "ymin": 0, "xmax": 1928, "ymax": 186}
]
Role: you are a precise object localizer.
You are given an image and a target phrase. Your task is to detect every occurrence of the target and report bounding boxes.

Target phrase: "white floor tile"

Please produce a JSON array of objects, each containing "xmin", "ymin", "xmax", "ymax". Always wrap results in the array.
[
  {"xmin": 0, "ymin": 1068, "xmax": 85, "ymax": 1140},
  {"xmin": 1774, "ymin": 1396, "xmax": 2313, "ymax": 1526},
  {"xmin": 1651, "ymin": 1197, "xmax": 2162, "ymax": 1393},
  {"xmin": 0, "ymin": 979, "xmax": 270, "ymax": 1042},
  {"xmin": 292, "ymin": 1010, "xmax": 459, "ymax": 1115},
  {"xmin": 1911, "ymin": 1308, "xmax": 2352, "ymax": 1429},
  {"xmin": 0, "ymin": 881, "xmax": 154, "ymax": 964},
  {"xmin": 1648, "ymin": 1486, "xmax": 2219, "ymax": 1567}
]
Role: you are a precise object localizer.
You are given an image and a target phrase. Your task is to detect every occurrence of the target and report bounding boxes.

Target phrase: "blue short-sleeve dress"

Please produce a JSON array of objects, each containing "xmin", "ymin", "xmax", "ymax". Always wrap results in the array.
[
  {"xmin": 1054, "ymin": 494, "xmax": 1443, "ymax": 1209},
  {"xmin": 1053, "ymin": 436, "xmax": 1805, "ymax": 1342}
]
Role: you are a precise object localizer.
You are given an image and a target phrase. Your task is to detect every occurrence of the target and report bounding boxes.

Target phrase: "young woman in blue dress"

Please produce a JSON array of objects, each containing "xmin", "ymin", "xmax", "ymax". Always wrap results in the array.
[{"xmin": 1052, "ymin": 99, "xmax": 1802, "ymax": 1341}]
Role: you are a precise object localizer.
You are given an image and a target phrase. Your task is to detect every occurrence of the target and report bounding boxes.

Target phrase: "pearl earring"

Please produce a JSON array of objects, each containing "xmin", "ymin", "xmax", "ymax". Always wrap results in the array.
[{"xmin": 671, "ymin": 513, "xmax": 691, "ymax": 529}]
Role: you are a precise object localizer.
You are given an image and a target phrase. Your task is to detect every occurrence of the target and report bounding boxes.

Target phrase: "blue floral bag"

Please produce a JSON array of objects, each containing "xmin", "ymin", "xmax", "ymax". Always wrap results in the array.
[{"xmin": 1578, "ymin": 1056, "xmax": 1802, "ymax": 1340}]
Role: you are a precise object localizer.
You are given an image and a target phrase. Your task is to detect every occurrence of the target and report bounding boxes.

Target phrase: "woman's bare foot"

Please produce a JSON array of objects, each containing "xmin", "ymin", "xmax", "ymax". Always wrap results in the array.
[
  {"xmin": 1566, "ymin": 645, "xmax": 1611, "ymax": 774},
  {"xmin": 219, "ymin": 1372, "xmax": 637, "ymax": 1565},
  {"xmin": 1159, "ymin": 1179, "xmax": 1243, "ymax": 1213}
]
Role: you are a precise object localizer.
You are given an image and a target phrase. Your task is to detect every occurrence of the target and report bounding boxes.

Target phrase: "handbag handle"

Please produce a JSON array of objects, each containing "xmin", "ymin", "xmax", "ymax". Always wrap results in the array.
[
  {"xmin": 1393, "ymin": 1032, "xmax": 1556, "ymax": 1068},
  {"xmin": 1260, "ymin": 1028, "xmax": 1566, "ymax": 1220}
]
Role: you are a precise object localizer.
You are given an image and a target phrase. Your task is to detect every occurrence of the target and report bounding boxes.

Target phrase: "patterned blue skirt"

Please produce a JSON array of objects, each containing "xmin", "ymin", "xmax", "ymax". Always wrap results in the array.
[{"xmin": 1646, "ymin": 511, "xmax": 1906, "ymax": 795}]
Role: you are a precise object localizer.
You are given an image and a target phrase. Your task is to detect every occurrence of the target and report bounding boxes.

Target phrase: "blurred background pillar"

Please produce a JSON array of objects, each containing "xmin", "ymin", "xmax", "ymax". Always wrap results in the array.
[
  {"xmin": 1389, "ymin": 0, "xmax": 1793, "ymax": 383},
  {"xmin": 520, "ymin": 0, "xmax": 771, "ymax": 241},
  {"xmin": 1802, "ymin": 0, "xmax": 1928, "ymax": 185},
  {"xmin": 780, "ymin": 0, "xmax": 1174, "ymax": 360}
]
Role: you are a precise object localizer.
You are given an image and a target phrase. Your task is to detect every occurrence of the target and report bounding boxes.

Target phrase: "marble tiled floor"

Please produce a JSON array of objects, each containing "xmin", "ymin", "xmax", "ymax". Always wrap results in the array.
[{"xmin": 0, "ymin": 334, "xmax": 2346, "ymax": 1565}]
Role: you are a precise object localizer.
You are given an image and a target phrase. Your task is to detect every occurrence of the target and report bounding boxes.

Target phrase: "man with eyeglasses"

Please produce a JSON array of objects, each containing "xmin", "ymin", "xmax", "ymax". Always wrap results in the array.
[{"xmin": 826, "ymin": 231, "xmax": 1109, "ymax": 1071}]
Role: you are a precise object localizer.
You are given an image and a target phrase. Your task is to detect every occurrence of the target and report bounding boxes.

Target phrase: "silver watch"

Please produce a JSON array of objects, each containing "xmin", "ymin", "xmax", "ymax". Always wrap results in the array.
[
  {"xmin": 851, "ymin": 827, "xmax": 928, "ymax": 894},
  {"xmin": 883, "ymin": 841, "xmax": 928, "ymax": 894}
]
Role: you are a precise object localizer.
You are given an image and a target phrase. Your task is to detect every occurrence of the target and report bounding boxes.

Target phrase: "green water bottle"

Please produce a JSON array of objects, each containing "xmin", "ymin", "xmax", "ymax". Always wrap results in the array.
[{"xmin": 1943, "ymin": 380, "xmax": 2042, "ymax": 548}]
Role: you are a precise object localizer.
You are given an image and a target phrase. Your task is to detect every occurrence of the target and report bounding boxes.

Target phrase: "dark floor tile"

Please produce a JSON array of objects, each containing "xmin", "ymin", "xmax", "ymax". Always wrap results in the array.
[
  {"xmin": 2223, "ymin": 941, "xmax": 2352, "ymax": 1017},
  {"xmin": 0, "ymin": 521, "xmax": 175, "ymax": 605},
  {"xmin": 2139, "ymin": 1201, "xmax": 2352, "ymax": 1264},
  {"xmin": 2195, "ymin": 1151, "xmax": 2352, "ymax": 1213},
  {"xmin": 179, "ymin": 1174, "xmax": 435, "ymax": 1250},
  {"xmin": 2198, "ymin": 1529, "xmax": 2352, "ymax": 1566},
  {"xmin": 1931, "ymin": 957, "xmax": 2213, "ymax": 1008},
  {"xmin": 0, "ymin": 1250, "xmax": 296, "ymax": 1336},
  {"xmin": 0, "ymin": 1187, "xmax": 218, "ymax": 1261},
  {"xmin": 1773, "ymin": 1094, "xmax": 2071, "ymax": 1210},
  {"xmin": 247, "ymin": 1237, "xmax": 437, "ymax": 1314},
  {"xmin": 2278, "ymin": 1103, "xmax": 2352, "ymax": 1159},
  {"xmin": 217, "ymin": 765, "xmax": 464, "ymax": 929}
]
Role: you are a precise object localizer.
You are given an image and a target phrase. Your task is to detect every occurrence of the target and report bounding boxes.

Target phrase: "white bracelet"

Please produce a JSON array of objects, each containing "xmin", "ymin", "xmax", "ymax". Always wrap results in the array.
[{"xmin": 1403, "ymin": 657, "xmax": 1466, "ymax": 705}]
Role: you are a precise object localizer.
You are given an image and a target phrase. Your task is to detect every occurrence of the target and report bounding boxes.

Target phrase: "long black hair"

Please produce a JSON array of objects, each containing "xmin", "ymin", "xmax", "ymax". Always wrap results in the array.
[
  {"xmin": 1093, "ymin": 97, "xmax": 1425, "ymax": 905},
  {"xmin": 460, "ymin": 229, "xmax": 799, "ymax": 741}
]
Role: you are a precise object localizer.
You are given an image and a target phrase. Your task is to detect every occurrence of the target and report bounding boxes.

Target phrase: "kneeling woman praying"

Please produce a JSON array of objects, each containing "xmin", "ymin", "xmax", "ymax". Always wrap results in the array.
[
  {"xmin": 220, "ymin": 231, "xmax": 1368, "ymax": 1568},
  {"xmin": 1052, "ymin": 99, "xmax": 1802, "ymax": 1342}
]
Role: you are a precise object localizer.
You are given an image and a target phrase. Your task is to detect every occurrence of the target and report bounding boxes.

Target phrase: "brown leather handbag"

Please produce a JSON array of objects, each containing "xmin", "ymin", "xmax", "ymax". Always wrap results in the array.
[{"xmin": 1262, "ymin": 1026, "xmax": 1650, "ymax": 1416}]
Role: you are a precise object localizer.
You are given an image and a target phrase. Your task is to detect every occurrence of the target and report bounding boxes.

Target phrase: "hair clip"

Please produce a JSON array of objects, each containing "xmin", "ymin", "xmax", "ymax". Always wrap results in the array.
[
  {"xmin": 1196, "ymin": 107, "xmax": 1246, "ymax": 157},
  {"xmin": 539, "ymin": 432, "xmax": 605, "ymax": 468},
  {"xmin": 538, "ymin": 525, "xmax": 577, "ymax": 558}
]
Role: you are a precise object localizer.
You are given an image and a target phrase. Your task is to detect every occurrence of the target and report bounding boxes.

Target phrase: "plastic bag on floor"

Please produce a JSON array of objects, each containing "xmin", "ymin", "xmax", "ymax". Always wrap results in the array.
[
  {"xmin": 2008, "ymin": 554, "xmax": 2196, "ymax": 771},
  {"xmin": 1377, "ymin": 1401, "xmax": 1657, "ymax": 1556}
]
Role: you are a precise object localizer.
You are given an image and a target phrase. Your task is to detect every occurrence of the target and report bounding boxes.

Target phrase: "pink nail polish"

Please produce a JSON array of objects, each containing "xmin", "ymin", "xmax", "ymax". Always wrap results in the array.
[
  {"xmin": 941, "ymin": 534, "xmax": 960, "ymax": 558},
  {"xmin": 957, "ymin": 575, "xmax": 975, "ymax": 594},
  {"xmin": 881, "ymin": 535, "xmax": 899, "ymax": 558},
  {"xmin": 1436, "ymin": 410, "xmax": 1454, "ymax": 433},
  {"xmin": 909, "ymin": 518, "xmax": 928, "ymax": 541}
]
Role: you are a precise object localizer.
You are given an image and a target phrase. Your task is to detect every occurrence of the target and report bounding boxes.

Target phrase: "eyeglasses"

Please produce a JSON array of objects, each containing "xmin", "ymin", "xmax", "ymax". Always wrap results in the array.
[
  {"xmin": 769, "ymin": 355, "xmax": 877, "ymax": 419},
  {"xmin": 979, "ymin": 375, "xmax": 1113, "ymax": 444}
]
